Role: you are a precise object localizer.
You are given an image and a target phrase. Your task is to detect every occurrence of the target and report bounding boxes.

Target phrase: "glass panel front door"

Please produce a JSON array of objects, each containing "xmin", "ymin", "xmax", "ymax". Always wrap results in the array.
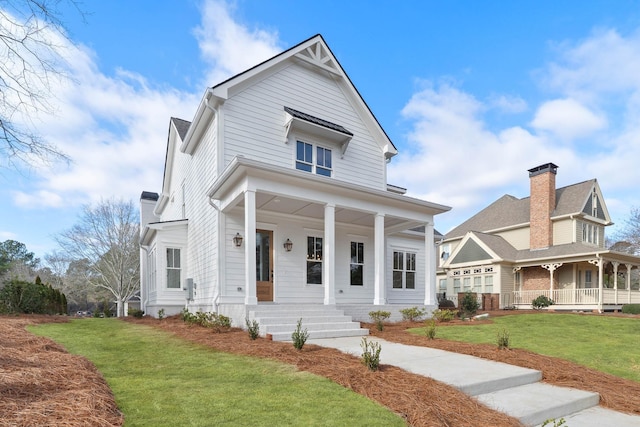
[{"xmin": 256, "ymin": 230, "xmax": 273, "ymax": 301}]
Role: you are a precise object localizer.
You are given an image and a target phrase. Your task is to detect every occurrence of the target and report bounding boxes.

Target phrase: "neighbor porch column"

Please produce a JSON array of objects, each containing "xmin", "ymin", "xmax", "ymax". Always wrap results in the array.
[
  {"xmin": 424, "ymin": 221, "xmax": 436, "ymax": 306},
  {"xmin": 626, "ymin": 264, "xmax": 633, "ymax": 304},
  {"xmin": 244, "ymin": 190, "xmax": 257, "ymax": 305},
  {"xmin": 598, "ymin": 257, "xmax": 604, "ymax": 311},
  {"xmin": 612, "ymin": 261, "xmax": 620, "ymax": 304},
  {"xmin": 323, "ymin": 204, "xmax": 336, "ymax": 305},
  {"xmin": 541, "ymin": 263, "xmax": 562, "ymax": 301},
  {"xmin": 374, "ymin": 213, "xmax": 386, "ymax": 305}
]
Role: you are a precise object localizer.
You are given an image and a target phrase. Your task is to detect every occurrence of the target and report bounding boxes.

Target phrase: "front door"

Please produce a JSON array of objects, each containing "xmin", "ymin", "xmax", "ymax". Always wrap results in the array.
[{"xmin": 256, "ymin": 229, "xmax": 273, "ymax": 302}]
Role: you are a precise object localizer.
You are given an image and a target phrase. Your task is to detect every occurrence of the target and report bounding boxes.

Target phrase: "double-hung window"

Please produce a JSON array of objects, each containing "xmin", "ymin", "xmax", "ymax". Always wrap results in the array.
[
  {"xmin": 166, "ymin": 248, "xmax": 181, "ymax": 289},
  {"xmin": 392, "ymin": 251, "xmax": 416, "ymax": 289},
  {"xmin": 296, "ymin": 141, "xmax": 332, "ymax": 177},
  {"xmin": 350, "ymin": 242, "xmax": 364, "ymax": 286},
  {"xmin": 306, "ymin": 236, "xmax": 323, "ymax": 284}
]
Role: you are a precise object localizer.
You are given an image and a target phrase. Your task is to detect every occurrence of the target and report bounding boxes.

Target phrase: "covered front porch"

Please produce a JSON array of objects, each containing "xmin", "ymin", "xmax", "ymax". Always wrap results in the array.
[{"xmin": 513, "ymin": 252, "xmax": 640, "ymax": 311}]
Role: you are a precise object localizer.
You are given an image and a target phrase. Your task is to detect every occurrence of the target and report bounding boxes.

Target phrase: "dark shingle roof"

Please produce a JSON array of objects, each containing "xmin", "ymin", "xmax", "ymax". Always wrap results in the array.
[
  {"xmin": 285, "ymin": 106, "xmax": 353, "ymax": 136},
  {"xmin": 171, "ymin": 117, "xmax": 191, "ymax": 140},
  {"xmin": 446, "ymin": 180, "xmax": 596, "ymax": 239}
]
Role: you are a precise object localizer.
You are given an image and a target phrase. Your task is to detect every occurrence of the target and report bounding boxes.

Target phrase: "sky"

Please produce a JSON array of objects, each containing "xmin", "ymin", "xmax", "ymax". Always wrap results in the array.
[{"xmin": 3, "ymin": 0, "xmax": 640, "ymax": 261}]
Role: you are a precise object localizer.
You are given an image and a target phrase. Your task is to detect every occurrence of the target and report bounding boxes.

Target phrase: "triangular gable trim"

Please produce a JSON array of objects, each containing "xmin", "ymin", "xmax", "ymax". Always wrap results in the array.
[
  {"xmin": 580, "ymin": 180, "xmax": 611, "ymax": 224},
  {"xmin": 443, "ymin": 232, "xmax": 501, "ymax": 268}
]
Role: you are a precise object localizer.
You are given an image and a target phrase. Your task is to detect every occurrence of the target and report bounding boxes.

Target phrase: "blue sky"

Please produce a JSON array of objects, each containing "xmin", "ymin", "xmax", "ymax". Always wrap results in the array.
[{"xmin": 3, "ymin": 0, "xmax": 640, "ymax": 260}]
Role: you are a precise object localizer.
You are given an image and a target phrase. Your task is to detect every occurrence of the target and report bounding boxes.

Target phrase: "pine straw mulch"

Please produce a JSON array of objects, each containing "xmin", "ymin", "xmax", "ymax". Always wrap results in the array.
[
  {"xmin": 2, "ymin": 312, "xmax": 639, "ymax": 427},
  {"xmin": 0, "ymin": 316, "xmax": 124, "ymax": 427}
]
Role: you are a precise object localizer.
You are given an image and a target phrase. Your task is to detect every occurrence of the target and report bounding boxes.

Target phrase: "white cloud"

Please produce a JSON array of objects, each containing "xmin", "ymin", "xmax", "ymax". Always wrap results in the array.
[
  {"xmin": 194, "ymin": 0, "xmax": 282, "ymax": 86},
  {"xmin": 488, "ymin": 94, "xmax": 528, "ymax": 114},
  {"xmin": 0, "ymin": 231, "xmax": 18, "ymax": 240},
  {"xmin": 530, "ymin": 98, "xmax": 607, "ymax": 141}
]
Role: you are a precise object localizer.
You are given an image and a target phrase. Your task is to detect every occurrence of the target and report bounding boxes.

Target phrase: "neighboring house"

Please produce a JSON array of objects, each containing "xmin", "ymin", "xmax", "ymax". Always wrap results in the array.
[
  {"xmin": 438, "ymin": 163, "xmax": 640, "ymax": 311},
  {"xmin": 139, "ymin": 34, "xmax": 451, "ymax": 338}
]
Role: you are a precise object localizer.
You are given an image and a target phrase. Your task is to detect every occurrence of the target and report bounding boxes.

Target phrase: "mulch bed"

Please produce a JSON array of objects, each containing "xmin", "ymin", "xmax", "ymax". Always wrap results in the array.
[
  {"xmin": 0, "ymin": 316, "xmax": 123, "ymax": 427},
  {"xmin": 2, "ymin": 312, "xmax": 639, "ymax": 426}
]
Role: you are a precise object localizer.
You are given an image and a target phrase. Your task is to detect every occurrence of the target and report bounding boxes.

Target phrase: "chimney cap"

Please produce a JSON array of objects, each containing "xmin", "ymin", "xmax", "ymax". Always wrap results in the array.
[
  {"xmin": 140, "ymin": 191, "xmax": 159, "ymax": 201},
  {"xmin": 528, "ymin": 163, "xmax": 558, "ymax": 177}
]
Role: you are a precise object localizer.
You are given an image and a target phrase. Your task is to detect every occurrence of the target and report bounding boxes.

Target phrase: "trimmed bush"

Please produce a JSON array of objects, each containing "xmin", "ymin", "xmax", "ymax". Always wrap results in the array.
[
  {"xmin": 399, "ymin": 306, "xmax": 426, "ymax": 322},
  {"xmin": 432, "ymin": 309, "xmax": 456, "ymax": 322},
  {"xmin": 622, "ymin": 304, "xmax": 640, "ymax": 314},
  {"xmin": 369, "ymin": 310, "xmax": 391, "ymax": 331},
  {"xmin": 460, "ymin": 292, "xmax": 480, "ymax": 316},
  {"xmin": 129, "ymin": 308, "xmax": 145, "ymax": 318},
  {"xmin": 246, "ymin": 318, "xmax": 260, "ymax": 340},
  {"xmin": 532, "ymin": 295, "xmax": 554, "ymax": 310}
]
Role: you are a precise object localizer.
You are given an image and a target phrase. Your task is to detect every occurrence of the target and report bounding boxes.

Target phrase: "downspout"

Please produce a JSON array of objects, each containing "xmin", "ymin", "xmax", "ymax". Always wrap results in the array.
[
  {"xmin": 208, "ymin": 197, "xmax": 222, "ymax": 312},
  {"xmin": 140, "ymin": 245, "xmax": 150, "ymax": 313}
]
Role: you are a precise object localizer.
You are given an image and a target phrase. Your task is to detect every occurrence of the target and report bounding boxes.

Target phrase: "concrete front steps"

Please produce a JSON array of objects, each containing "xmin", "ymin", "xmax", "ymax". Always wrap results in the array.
[{"xmin": 248, "ymin": 304, "xmax": 369, "ymax": 342}]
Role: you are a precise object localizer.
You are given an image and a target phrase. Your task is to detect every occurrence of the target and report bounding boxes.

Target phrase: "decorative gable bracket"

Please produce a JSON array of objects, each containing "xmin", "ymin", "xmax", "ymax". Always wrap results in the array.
[
  {"xmin": 294, "ymin": 41, "xmax": 342, "ymax": 76},
  {"xmin": 284, "ymin": 106, "xmax": 353, "ymax": 158}
]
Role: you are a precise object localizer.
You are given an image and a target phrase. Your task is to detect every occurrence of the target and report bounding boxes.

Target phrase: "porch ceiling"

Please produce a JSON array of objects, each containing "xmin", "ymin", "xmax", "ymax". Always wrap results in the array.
[{"xmin": 245, "ymin": 193, "xmax": 409, "ymax": 229}]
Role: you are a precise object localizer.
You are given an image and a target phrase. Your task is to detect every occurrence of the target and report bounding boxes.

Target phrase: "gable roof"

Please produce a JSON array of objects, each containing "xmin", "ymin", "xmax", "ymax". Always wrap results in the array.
[
  {"xmin": 445, "ymin": 179, "xmax": 602, "ymax": 239},
  {"xmin": 171, "ymin": 117, "xmax": 191, "ymax": 140},
  {"xmin": 181, "ymin": 34, "xmax": 397, "ymax": 158}
]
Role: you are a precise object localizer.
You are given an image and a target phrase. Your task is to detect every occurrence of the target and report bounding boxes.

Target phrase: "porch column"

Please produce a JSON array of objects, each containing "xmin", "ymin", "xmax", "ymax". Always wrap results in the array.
[
  {"xmin": 597, "ymin": 257, "xmax": 604, "ymax": 310},
  {"xmin": 541, "ymin": 263, "xmax": 562, "ymax": 300},
  {"xmin": 424, "ymin": 221, "xmax": 436, "ymax": 306},
  {"xmin": 323, "ymin": 204, "xmax": 336, "ymax": 305},
  {"xmin": 612, "ymin": 261, "xmax": 620, "ymax": 304},
  {"xmin": 626, "ymin": 264, "xmax": 633, "ymax": 304},
  {"xmin": 374, "ymin": 213, "xmax": 386, "ymax": 305},
  {"xmin": 244, "ymin": 190, "xmax": 257, "ymax": 305}
]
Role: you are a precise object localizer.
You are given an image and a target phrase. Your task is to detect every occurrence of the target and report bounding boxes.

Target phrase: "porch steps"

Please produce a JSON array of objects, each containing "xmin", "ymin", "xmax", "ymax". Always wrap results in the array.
[{"xmin": 248, "ymin": 305, "xmax": 369, "ymax": 342}]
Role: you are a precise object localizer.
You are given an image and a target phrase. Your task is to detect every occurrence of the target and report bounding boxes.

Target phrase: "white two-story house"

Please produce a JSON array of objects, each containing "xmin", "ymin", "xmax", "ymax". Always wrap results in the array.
[{"xmin": 139, "ymin": 34, "xmax": 450, "ymax": 338}]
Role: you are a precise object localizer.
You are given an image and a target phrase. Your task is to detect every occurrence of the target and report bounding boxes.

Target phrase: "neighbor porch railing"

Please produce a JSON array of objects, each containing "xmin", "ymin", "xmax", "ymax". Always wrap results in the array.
[{"xmin": 514, "ymin": 288, "xmax": 640, "ymax": 306}]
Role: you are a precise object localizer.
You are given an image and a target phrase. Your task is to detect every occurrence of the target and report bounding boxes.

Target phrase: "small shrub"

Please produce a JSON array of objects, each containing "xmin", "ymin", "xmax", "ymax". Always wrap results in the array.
[
  {"xmin": 542, "ymin": 418, "xmax": 566, "ymax": 427},
  {"xmin": 622, "ymin": 304, "xmax": 640, "ymax": 314},
  {"xmin": 361, "ymin": 337, "xmax": 382, "ymax": 371},
  {"xmin": 291, "ymin": 318, "xmax": 309, "ymax": 350},
  {"xmin": 400, "ymin": 306, "xmax": 426, "ymax": 322},
  {"xmin": 369, "ymin": 310, "xmax": 391, "ymax": 331},
  {"xmin": 424, "ymin": 319, "xmax": 437, "ymax": 340},
  {"xmin": 208, "ymin": 313, "xmax": 231, "ymax": 333},
  {"xmin": 246, "ymin": 318, "xmax": 260, "ymax": 340},
  {"xmin": 460, "ymin": 291, "xmax": 480, "ymax": 316},
  {"xmin": 432, "ymin": 308, "xmax": 456, "ymax": 322},
  {"xmin": 180, "ymin": 310, "xmax": 230, "ymax": 332},
  {"xmin": 532, "ymin": 295, "xmax": 554, "ymax": 310},
  {"xmin": 157, "ymin": 308, "xmax": 165, "ymax": 320},
  {"xmin": 497, "ymin": 328, "xmax": 510, "ymax": 349},
  {"xmin": 129, "ymin": 308, "xmax": 144, "ymax": 318}
]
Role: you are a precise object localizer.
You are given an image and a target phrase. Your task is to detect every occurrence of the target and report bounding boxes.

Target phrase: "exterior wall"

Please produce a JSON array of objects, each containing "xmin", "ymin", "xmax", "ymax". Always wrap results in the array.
[
  {"xmin": 529, "ymin": 170, "xmax": 556, "ymax": 249},
  {"xmin": 556, "ymin": 265, "xmax": 575, "ymax": 289},
  {"xmin": 386, "ymin": 235, "xmax": 426, "ymax": 304},
  {"xmin": 522, "ymin": 266, "xmax": 553, "ymax": 291},
  {"xmin": 553, "ymin": 218, "xmax": 575, "ymax": 245},
  {"xmin": 222, "ymin": 63, "xmax": 387, "ymax": 191},
  {"xmin": 499, "ymin": 265, "xmax": 514, "ymax": 307},
  {"xmin": 496, "ymin": 227, "xmax": 530, "ymax": 250}
]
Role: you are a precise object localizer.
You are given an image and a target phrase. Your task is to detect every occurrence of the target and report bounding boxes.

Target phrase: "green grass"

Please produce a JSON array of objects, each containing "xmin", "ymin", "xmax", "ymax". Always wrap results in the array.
[
  {"xmin": 409, "ymin": 313, "xmax": 640, "ymax": 382},
  {"xmin": 31, "ymin": 319, "xmax": 405, "ymax": 427}
]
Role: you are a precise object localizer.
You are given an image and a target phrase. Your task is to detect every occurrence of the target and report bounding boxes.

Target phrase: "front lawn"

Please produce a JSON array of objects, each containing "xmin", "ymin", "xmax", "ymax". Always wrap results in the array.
[
  {"xmin": 410, "ymin": 313, "xmax": 640, "ymax": 382},
  {"xmin": 32, "ymin": 319, "xmax": 406, "ymax": 427}
]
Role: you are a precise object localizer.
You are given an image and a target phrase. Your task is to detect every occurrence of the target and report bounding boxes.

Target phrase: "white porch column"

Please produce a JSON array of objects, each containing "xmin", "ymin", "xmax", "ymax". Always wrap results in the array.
[
  {"xmin": 244, "ymin": 190, "xmax": 257, "ymax": 305},
  {"xmin": 424, "ymin": 222, "xmax": 436, "ymax": 306},
  {"xmin": 598, "ymin": 257, "xmax": 604, "ymax": 310},
  {"xmin": 374, "ymin": 213, "xmax": 386, "ymax": 305},
  {"xmin": 323, "ymin": 204, "xmax": 336, "ymax": 305},
  {"xmin": 612, "ymin": 261, "xmax": 620, "ymax": 304},
  {"xmin": 541, "ymin": 263, "xmax": 562, "ymax": 301},
  {"xmin": 626, "ymin": 264, "xmax": 633, "ymax": 304}
]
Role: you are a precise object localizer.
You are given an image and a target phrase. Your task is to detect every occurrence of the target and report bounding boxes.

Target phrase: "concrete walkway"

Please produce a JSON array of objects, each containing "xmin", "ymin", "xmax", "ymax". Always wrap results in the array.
[{"xmin": 307, "ymin": 336, "xmax": 640, "ymax": 427}]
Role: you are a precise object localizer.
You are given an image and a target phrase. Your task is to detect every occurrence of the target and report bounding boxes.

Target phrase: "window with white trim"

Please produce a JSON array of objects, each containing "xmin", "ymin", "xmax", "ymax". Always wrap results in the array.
[
  {"xmin": 485, "ymin": 275, "xmax": 494, "ymax": 293},
  {"xmin": 392, "ymin": 251, "xmax": 416, "ymax": 289},
  {"xmin": 166, "ymin": 248, "xmax": 181, "ymax": 289},
  {"xmin": 296, "ymin": 141, "xmax": 332, "ymax": 177},
  {"xmin": 306, "ymin": 236, "xmax": 323, "ymax": 285},
  {"xmin": 350, "ymin": 241, "xmax": 364, "ymax": 286}
]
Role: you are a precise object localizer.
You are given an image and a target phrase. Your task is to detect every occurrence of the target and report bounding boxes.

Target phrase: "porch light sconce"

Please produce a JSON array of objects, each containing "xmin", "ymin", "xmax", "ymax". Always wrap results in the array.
[
  {"xmin": 283, "ymin": 238, "xmax": 293, "ymax": 252},
  {"xmin": 232, "ymin": 232, "xmax": 243, "ymax": 247}
]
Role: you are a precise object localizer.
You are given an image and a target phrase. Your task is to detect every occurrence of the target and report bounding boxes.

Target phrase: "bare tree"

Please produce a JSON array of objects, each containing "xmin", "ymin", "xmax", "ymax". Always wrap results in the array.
[
  {"xmin": 0, "ymin": 0, "xmax": 82, "ymax": 168},
  {"xmin": 55, "ymin": 198, "xmax": 140, "ymax": 316},
  {"xmin": 610, "ymin": 207, "xmax": 640, "ymax": 255}
]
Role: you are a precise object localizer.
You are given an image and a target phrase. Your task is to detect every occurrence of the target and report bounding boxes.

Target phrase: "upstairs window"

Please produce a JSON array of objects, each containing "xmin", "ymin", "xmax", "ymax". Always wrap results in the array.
[{"xmin": 296, "ymin": 141, "xmax": 332, "ymax": 177}]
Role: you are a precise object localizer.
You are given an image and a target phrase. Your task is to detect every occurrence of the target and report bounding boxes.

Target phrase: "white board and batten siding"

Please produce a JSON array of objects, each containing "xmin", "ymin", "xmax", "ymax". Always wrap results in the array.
[{"xmin": 222, "ymin": 63, "xmax": 387, "ymax": 191}]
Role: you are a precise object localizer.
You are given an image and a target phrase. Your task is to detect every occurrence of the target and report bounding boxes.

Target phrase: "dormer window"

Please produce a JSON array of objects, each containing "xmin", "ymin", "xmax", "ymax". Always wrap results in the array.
[{"xmin": 296, "ymin": 141, "xmax": 332, "ymax": 177}]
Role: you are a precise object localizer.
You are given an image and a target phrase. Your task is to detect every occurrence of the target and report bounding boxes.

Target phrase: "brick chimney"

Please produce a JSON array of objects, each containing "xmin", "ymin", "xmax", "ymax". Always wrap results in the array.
[{"xmin": 528, "ymin": 163, "xmax": 558, "ymax": 249}]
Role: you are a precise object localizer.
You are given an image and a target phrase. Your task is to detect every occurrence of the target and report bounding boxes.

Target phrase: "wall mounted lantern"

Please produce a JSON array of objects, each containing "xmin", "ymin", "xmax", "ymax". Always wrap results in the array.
[
  {"xmin": 283, "ymin": 238, "xmax": 293, "ymax": 252},
  {"xmin": 232, "ymin": 232, "xmax": 243, "ymax": 247}
]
